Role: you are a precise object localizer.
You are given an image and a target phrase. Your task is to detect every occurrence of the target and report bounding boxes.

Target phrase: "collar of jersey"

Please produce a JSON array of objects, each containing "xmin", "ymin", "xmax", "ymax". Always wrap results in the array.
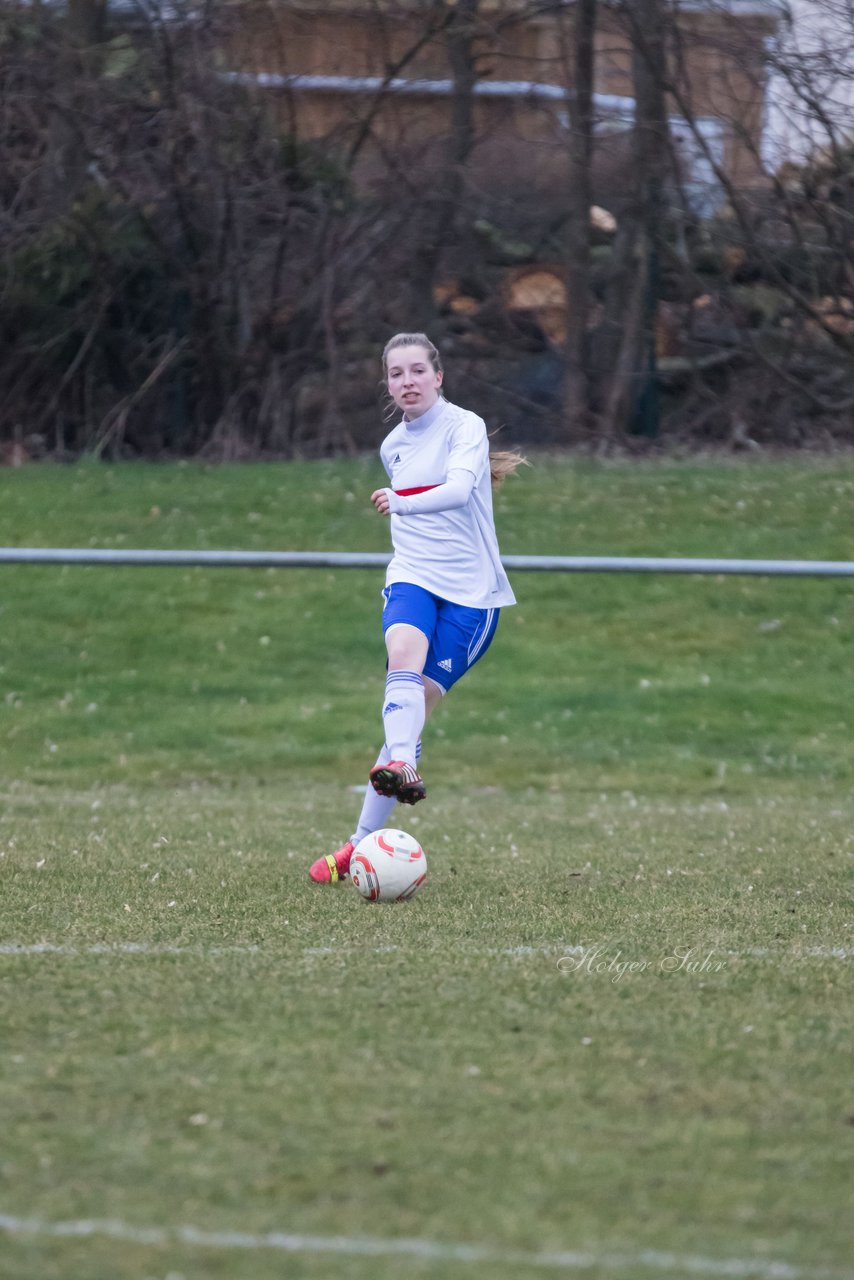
[{"xmin": 401, "ymin": 396, "xmax": 448, "ymax": 433}]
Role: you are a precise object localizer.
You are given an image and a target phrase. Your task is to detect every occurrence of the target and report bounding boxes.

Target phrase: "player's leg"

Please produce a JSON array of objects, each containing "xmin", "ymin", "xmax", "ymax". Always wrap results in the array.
[
  {"xmin": 310, "ymin": 718, "xmax": 436, "ymax": 884},
  {"xmin": 423, "ymin": 676, "xmax": 445, "ymax": 718},
  {"xmin": 370, "ymin": 623, "xmax": 428, "ymax": 802},
  {"xmin": 308, "ymin": 740, "xmax": 423, "ymax": 884},
  {"xmin": 381, "ymin": 622, "xmax": 429, "ymax": 769},
  {"xmin": 370, "ymin": 585, "xmax": 437, "ymax": 804},
  {"xmin": 309, "ymin": 682, "xmax": 445, "ymax": 883},
  {"xmin": 375, "ymin": 600, "xmax": 499, "ymax": 797},
  {"xmin": 357, "ymin": 738, "xmax": 424, "ymax": 839},
  {"xmin": 309, "ymin": 586, "xmax": 436, "ymax": 883}
]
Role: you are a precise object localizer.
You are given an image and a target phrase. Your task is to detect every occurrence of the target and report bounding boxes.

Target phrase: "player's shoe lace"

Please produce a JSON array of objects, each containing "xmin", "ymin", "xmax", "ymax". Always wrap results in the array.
[
  {"xmin": 369, "ymin": 760, "xmax": 427, "ymax": 806},
  {"xmin": 309, "ymin": 840, "xmax": 355, "ymax": 884}
]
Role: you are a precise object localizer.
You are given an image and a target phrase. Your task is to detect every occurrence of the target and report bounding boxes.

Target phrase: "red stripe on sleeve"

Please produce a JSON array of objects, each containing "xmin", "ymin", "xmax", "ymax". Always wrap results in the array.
[{"xmin": 393, "ymin": 484, "xmax": 440, "ymax": 497}]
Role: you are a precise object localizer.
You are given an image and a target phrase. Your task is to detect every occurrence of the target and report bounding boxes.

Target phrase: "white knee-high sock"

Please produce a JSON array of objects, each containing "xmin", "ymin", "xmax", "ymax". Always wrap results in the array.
[
  {"xmin": 382, "ymin": 669, "xmax": 425, "ymax": 767},
  {"xmin": 350, "ymin": 741, "xmax": 422, "ymax": 845}
]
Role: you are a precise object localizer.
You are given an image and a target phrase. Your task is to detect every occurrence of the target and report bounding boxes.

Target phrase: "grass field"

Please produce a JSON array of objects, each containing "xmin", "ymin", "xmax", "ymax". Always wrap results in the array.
[{"xmin": 0, "ymin": 457, "xmax": 852, "ymax": 1280}]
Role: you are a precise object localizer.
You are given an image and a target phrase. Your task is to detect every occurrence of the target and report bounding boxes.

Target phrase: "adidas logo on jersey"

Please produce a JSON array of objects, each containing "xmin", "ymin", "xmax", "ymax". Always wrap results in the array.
[
  {"xmin": 392, "ymin": 453, "xmax": 401, "ymax": 464},
  {"xmin": 383, "ymin": 701, "xmax": 403, "ymax": 715},
  {"xmin": 437, "ymin": 658, "xmax": 453, "ymax": 672}
]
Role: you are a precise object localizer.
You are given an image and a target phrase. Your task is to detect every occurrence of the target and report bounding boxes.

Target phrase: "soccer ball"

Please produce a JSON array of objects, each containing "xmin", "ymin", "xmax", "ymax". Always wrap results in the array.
[{"xmin": 350, "ymin": 828, "xmax": 427, "ymax": 903}]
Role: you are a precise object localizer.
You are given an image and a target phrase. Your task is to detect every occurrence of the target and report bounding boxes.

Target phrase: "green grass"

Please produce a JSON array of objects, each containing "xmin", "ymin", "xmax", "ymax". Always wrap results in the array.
[{"xmin": 0, "ymin": 458, "xmax": 852, "ymax": 1279}]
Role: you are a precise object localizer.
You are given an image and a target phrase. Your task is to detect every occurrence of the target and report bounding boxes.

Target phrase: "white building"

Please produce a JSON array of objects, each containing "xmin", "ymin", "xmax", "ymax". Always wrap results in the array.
[{"xmin": 762, "ymin": 0, "xmax": 854, "ymax": 167}]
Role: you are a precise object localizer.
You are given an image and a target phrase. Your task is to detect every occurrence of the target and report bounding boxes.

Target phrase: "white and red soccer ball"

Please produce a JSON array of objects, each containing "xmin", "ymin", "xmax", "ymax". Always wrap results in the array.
[{"xmin": 350, "ymin": 828, "xmax": 427, "ymax": 903}]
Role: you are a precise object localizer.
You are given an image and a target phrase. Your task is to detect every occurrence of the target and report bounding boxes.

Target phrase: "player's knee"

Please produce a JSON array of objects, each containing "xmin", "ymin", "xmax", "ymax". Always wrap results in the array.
[{"xmin": 385, "ymin": 625, "xmax": 428, "ymax": 673}]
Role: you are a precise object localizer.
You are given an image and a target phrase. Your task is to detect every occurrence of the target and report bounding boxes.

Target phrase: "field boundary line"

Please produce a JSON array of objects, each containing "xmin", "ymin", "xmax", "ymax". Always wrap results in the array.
[
  {"xmin": 0, "ymin": 1211, "xmax": 851, "ymax": 1278},
  {"xmin": 0, "ymin": 941, "xmax": 848, "ymax": 961},
  {"xmin": 0, "ymin": 941, "xmax": 262, "ymax": 956}
]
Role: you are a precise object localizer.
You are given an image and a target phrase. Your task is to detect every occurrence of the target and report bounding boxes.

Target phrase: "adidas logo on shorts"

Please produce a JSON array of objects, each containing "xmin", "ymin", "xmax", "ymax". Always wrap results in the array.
[{"xmin": 437, "ymin": 658, "xmax": 453, "ymax": 672}]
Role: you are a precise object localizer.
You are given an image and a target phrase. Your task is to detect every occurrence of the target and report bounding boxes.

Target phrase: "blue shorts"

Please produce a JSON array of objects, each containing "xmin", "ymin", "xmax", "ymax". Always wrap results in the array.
[{"xmin": 381, "ymin": 582, "xmax": 500, "ymax": 692}]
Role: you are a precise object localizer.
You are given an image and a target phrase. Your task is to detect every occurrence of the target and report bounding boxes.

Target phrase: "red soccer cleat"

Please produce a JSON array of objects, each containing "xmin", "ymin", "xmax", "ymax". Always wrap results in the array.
[
  {"xmin": 309, "ymin": 840, "xmax": 356, "ymax": 884},
  {"xmin": 369, "ymin": 760, "xmax": 427, "ymax": 806}
]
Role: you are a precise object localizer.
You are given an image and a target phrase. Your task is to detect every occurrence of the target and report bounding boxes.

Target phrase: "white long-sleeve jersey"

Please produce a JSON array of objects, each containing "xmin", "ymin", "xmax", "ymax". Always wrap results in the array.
[{"xmin": 379, "ymin": 397, "xmax": 516, "ymax": 609}]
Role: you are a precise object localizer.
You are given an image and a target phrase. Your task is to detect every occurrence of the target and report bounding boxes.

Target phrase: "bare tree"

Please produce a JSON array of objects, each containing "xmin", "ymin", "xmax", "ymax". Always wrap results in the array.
[
  {"xmin": 560, "ymin": 0, "xmax": 596, "ymax": 436},
  {"xmin": 3, "ymin": 0, "xmax": 852, "ymax": 457},
  {"xmin": 408, "ymin": 0, "xmax": 482, "ymax": 327},
  {"xmin": 588, "ymin": 0, "xmax": 670, "ymax": 440},
  {"xmin": 658, "ymin": 0, "xmax": 854, "ymax": 434},
  {"xmin": 41, "ymin": 0, "xmax": 109, "ymax": 214}
]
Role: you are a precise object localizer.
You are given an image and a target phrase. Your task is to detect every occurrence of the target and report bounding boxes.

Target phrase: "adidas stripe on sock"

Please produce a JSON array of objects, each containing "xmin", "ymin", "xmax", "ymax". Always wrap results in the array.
[{"xmin": 381, "ymin": 669, "xmax": 425, "ymax": 768}]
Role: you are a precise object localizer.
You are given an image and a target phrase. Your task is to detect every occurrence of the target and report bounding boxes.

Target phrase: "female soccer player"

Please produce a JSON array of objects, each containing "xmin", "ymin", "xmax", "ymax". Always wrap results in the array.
[{"xmin": 309, "ymin": 332, "xmax": 524, "ymax": 883}]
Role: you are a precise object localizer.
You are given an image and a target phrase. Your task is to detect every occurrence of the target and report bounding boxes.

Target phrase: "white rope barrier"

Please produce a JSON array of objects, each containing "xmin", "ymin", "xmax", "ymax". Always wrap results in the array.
[{"xmin": 0, "ymin": 548, "xmax": 852, "ymax": 575}]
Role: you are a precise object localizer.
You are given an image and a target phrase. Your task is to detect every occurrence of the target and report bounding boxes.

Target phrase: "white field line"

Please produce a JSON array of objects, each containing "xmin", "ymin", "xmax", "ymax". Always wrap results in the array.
[
  {"xmin": 0, "ymin": 941, "xmax": 850, "ymax": 960},
  {"xmin": 302, "ymin": 943, "xmax": 852, "ymax": 961},
  {"xmin": 0, "ymin": 941, "xmax": 262, "ymax": 956},
  {"xmin": 0, "ymin": 1212, "xmax": 850, "ymax": 1279}
]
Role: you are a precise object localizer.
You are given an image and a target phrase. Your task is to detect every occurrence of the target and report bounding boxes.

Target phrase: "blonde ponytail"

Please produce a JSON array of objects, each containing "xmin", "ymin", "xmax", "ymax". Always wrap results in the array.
[{"xmin": 489, "ymin": 449, "xmax": 529, "ymax": 487}]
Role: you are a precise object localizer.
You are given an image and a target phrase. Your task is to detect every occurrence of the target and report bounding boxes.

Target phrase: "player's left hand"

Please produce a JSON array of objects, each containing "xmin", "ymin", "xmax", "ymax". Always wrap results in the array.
[{"xmin": 371, "ymin": 489, "xmax": 391, "ymax": 516}]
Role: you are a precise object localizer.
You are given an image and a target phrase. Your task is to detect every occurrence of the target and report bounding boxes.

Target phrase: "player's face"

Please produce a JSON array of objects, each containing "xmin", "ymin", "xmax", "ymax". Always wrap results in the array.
[{"xmin": 386, "ymin": 346, "xmax": 443, "ymax": 419}]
